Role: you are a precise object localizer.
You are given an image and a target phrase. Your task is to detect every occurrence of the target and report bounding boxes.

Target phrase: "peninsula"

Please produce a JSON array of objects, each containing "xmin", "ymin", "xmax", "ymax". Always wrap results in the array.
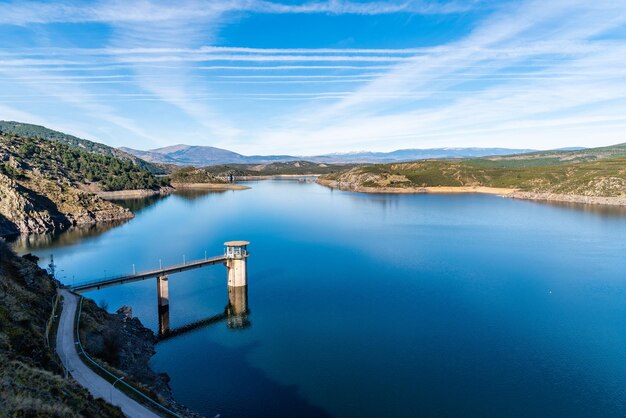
[{"xmin": 318, "ymin": 143, "xmax": 626, "ymax": 206}]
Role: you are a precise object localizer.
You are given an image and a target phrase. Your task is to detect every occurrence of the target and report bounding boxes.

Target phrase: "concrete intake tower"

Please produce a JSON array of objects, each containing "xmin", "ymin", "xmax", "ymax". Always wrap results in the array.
[{"xmin": 225, "ymin": 241, "xmax": 250, "ymax": 287}]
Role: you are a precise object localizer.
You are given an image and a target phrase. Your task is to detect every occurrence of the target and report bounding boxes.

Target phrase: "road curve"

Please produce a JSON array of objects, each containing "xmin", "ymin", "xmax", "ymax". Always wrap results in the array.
[{"xmin": 56, "ymin": 289, "xmax": 161, "ymax": 418}]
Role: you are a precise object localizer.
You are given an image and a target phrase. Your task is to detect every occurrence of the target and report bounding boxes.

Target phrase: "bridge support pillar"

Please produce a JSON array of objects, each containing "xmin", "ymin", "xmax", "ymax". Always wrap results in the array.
[
  {"xmin": 224, "ymin": 241, "xmax": 250, "ymax": 287},
  {"xmin": 157, "ymin": 274, "xmax": 169, "ymax": 307}
]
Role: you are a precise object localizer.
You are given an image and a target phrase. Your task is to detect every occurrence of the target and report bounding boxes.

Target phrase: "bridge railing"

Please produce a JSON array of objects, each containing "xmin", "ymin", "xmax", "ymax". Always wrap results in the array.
[{"xmin": 70, "ymin": 255, "xmax": 227, "ymax": 290}]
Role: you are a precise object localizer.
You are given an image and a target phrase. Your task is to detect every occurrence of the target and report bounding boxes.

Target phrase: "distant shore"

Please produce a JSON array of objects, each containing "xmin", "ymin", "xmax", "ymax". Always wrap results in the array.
[
  {"xmin": 237, "ymin": 174, "xmax": 321, "ymax": 180},
  {"xmin": 316, "ymin": 178, "xmax": 515, "ymax": 196},
  {"xmin": 317, "ymin": 178, "xmax": 626, "ymax": 206},
  {"xmin": 171, "ymin": 182, "xmax": 250, "ymax": 190}
]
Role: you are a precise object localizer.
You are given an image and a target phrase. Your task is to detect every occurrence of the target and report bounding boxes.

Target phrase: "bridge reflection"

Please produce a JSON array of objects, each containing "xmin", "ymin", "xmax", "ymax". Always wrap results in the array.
[{"xmin": 158, "ymin": 284, "xmax": 249, "ymax": 340}]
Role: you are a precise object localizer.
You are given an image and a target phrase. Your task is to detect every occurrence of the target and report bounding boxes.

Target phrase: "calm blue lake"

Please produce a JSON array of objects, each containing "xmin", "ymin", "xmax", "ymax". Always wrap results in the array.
[{"xmin": 13, "ymin": 179, "xmax": 626, "ymax": 417}]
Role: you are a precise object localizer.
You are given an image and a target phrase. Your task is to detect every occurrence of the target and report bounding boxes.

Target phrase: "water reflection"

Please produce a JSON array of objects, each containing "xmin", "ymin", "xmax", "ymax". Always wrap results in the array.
[
  {"xmin": 226, "ymin": 285, "xmax": 250, "ymax": 329},
  {"xmin": 158, "ymin": 285, "xmax": 250, "ymax": 339},
  {"xmin": 9, "ymin": 220, "xmax": 128, "ymax": 253},
  {"xmin": 108, "ymin": 194, "xmax": 167, "ymax": 213},
  {"xmin": 531, "ymin": 200, "xmax": 626, "ymax": 217},
  {"xmin": 158, "ymin": 304, "xmax": 170, "ymax": 337},
  {"xmin": 173, "ymin": 189, "xmax": 228, "ymax": 201}
]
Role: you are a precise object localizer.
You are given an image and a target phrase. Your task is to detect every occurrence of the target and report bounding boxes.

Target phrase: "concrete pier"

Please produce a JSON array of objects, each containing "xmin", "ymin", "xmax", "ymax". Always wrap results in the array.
[
  {"xmin": 225, "ymin": 241, "xmax": 249, "ymax": 287},
  {"xmin": 157, "ymin": 274, "xmax": 169, "ymax": 306}
]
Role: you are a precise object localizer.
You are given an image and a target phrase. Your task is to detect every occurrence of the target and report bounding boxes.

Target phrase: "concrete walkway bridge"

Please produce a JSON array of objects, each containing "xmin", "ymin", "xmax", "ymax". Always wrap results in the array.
[
  {"xmin": 71, "ymin": 255, "xmax": 228, "ymax": 292},
  {"xmin": 57, "ymin": 241, "xmax": 252, "ymax": 417},
  {"xmin": 70, "ymin": 240, "xmax": 251, "ymax": 337}
]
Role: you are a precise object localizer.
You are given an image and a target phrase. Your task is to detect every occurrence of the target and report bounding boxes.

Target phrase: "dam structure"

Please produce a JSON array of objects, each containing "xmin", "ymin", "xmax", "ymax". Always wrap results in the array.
[{"xmin": 70, "ymin": 241, "xmax": 251, "ymax": 335}]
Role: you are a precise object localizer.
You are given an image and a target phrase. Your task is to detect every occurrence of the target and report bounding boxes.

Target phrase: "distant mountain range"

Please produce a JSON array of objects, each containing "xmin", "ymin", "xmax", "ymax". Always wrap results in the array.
[
  {"xmin": 120, "ymin": 145, "xmax": 542, "ymax": 166},
  {"xmin": 119, "ymin": 144, "xmax": 296, "ymax": 166}
]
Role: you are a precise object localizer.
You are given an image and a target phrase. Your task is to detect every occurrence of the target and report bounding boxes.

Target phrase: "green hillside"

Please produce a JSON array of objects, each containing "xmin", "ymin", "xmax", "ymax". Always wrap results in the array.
[
  {"xmin": 0, "ymin": 133, "xmax": 168, "ymax": 192},
  {"xmin": 0, "ymin": 121, "xmax": 164, "ymax": 175}
]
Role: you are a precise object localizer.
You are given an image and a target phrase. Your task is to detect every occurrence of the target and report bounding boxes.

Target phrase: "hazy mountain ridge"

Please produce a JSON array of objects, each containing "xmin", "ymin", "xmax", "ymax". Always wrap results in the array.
[
  {"xmin": 310, "ymin": 147, "xmax": 539, "ymax": 163},
  {"xmin": 121, "ymin": 144, "xmax": 540, "ymax": 166}
]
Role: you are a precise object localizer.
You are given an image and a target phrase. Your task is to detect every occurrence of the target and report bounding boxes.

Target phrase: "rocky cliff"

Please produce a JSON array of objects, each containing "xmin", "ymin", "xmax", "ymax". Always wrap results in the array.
[
  {"xmin": 0, "ymin": 132, "xmax": 138, "ymax": 236},
  {"xmin": 0, "ymin": 172, "xmax": 132, "ymax": 236}
]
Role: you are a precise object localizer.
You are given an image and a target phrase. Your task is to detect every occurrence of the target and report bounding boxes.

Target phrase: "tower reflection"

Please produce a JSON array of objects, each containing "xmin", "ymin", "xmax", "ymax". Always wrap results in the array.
[
  {"xmin": 226, "ymin": 285, "xmax": 250, "ymax": 329},
  {"xmin": 157, "ymin": 285, "xmax": 250, "ymax": 339}
]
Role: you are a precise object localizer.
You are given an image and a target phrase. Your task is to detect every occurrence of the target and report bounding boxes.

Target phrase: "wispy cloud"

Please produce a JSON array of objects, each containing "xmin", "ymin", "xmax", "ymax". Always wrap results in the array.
[
  {"xmin": 242, "ymin": 0, "xmax": 626, "ymax": 153},
  {"xmin": 0, "ymin": 0, "xmax": 482, "ymax": 25},
  {"xmin": 1, "ymin": 0, "xmax": 625, "ymax": 153}
]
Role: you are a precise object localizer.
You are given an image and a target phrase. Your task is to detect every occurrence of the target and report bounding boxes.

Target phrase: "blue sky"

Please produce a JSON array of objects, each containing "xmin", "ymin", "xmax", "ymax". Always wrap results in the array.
[{"xmin": 0, "ymin": 0, "xmax": 625, "ymax": 155}]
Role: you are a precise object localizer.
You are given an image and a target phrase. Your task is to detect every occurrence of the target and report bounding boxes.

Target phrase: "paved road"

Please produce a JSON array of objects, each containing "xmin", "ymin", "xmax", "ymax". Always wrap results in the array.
[{"xmin": 56, "ymin": 289, "xmax": 162, "ymax": 418}]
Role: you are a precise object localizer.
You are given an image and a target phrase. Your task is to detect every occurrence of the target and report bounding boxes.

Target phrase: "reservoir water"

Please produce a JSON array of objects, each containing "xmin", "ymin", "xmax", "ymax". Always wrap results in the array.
[{"xmin": 13, "ymin": 179, "xmax": 626, "ymax": 417}]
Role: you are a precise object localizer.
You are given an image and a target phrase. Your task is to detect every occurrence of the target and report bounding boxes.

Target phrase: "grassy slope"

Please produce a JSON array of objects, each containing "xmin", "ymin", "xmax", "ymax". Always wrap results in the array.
[{"xmin": 0, "ymin": 241, "xmax": 124, "ymax": 417}]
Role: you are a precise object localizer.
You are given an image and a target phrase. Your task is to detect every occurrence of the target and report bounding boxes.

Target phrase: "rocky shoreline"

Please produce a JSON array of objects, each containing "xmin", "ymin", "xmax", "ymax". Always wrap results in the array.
[
  {"xmin": 508, "ymin": 191, "xmax": 626, "ymax": 206},
  {"xmin": 317, "ymin": 178, "xmax": 626, "ymax": 207},
  {"xmin": 79, "ymin": 298, "xmax": 203, "ymax": 417},
  {"xmin": 0, "ymin": 173, "xmax": 134, "ymax": 237}
]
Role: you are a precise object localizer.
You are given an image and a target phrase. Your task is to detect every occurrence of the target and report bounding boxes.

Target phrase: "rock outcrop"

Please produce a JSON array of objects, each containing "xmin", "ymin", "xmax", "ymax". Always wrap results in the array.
[
  {"xmin": 0, "ymin": 174, "xmax": 61, "ymax": 235},
  {"xmin": 0, "ymin": 173, "xmax": 133, "ymax": 237},
  {"xmin": 80, "ymin": 298, "xmax": 202, "ymax": 417}
]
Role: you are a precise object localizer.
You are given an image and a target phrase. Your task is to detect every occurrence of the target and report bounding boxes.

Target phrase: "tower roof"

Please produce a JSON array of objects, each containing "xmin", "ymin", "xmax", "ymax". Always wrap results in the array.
[{"xmin": 224, "ymin": 240, "xmax": 250, "ymax": 246}]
